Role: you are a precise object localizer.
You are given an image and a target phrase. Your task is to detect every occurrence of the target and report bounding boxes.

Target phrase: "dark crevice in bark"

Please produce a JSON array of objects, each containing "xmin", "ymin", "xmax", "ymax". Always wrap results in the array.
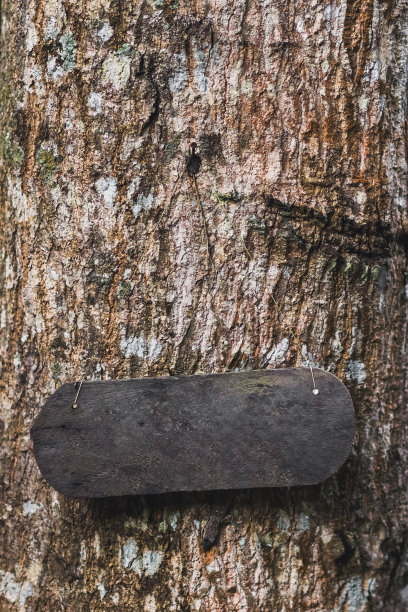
[
  {"xmin": 265, "ymin": 196, "xmax": 408, "ymax": 257},
  {"xmin": 334, "ymin": 529, "xmax": 356, "ymax": 566}
]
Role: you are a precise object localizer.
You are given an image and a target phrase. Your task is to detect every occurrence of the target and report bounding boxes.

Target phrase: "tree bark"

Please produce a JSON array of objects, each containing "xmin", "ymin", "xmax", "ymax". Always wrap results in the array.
[{"xmin": 1, "ymin": 0, "xmax": 408, "ymax": 610}]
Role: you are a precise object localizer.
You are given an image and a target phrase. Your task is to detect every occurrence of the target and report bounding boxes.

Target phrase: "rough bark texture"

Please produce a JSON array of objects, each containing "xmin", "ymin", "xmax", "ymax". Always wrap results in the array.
[{"xmin": 1, "ymin": 0, "xmax": 408, "ymax": 610}]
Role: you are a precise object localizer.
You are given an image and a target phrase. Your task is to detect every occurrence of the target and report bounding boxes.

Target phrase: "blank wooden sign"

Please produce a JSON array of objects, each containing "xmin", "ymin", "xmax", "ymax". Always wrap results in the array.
[{"xmin": 31, "ymin": 368, "xmax": 355, "ymax": 497}]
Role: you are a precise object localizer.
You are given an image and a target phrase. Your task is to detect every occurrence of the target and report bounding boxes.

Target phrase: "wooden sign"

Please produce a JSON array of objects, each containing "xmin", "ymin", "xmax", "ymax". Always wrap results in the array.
[{"xmin": 31, "ymin": 368, "xmax": 355, "ymax": 498}]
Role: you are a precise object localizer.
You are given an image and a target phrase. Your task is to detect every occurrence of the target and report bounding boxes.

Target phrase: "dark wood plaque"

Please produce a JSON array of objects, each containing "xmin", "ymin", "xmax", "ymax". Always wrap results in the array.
[{"xmin": 31, "ymin": 368, "xmax": 355, "ymax": 497}]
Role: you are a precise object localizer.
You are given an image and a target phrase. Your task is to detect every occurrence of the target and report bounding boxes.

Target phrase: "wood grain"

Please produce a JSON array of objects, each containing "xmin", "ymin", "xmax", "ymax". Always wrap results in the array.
[{"xmin": 31, "ymin": 368, "xmax": 355, "ymax": 497}]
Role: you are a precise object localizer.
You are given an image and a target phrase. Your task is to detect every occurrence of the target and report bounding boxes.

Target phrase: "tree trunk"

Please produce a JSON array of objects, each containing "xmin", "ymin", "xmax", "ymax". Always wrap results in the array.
[{"xmin": 1, "ymin": 0, "xmax": 408, "ymax": 609}]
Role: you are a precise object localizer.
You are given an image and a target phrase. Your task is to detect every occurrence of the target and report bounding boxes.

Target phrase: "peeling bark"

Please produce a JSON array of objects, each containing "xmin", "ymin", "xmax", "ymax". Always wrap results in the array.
[{"xmin": 1, "ymin": 0, "xmax": 408, "ymax": 610}]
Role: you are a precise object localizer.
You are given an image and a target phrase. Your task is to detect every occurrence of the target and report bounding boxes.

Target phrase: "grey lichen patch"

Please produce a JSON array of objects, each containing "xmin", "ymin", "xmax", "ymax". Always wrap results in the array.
[
  {"xmin": 44, "ymin": 17, "xmax": 60, "ymax": 41},
  {"xmin": 194, "ymin": 50, "xmax": 209, "ymax": 94},
  {"xmin": 120, "ymin": 333, "xmax": 163, "ymax": 362},
  {"xmin": 264, "ymin": 338, "xmax": 289, "ymax": 365},
  {"xmin": 297, "ymin": 512, "xmax": 310, "ymax": 531},
  {"xmin": 95, "ymin": 177, "xmax": 117, "ymax": 207},
  {"xmin": 88, "ymin": 92, "xmax": 103, "ymax": 116},
  {"xmin": 26, "ymin": 22, "xmax": 38, "ymax": 53},
  {"xmin": 276, "ymin": 510, "xmax": 290, "ymax": 532},
  {"xmin": 102, "ymin": 51, "xmax": 132, "ymax": 91},
  {"xmin": 60, "ymin": 31, "xmax": 77, "ymax": 72},
  {"xmin": 132, "ymin": 193, "xmax": 154, "ymax": 218},
  {"xmin": 346, "ymin": 360, "xmax": 366, "ymax": 384},
  {"xmin": 143, "ymin": 551, "xmax": 163, "ymax": 576},
  {"xmin": 35, "ymin": 143, "xmax": 62, "ymax": 183},
  {"xmin": 93, "ymin": 21, "xmax": 113, "ymax": 43},
  {"xmin": 121, "ymin": 539, "xmax": 163, "ymax": 577},
  {"xmin": 168, "ymin": 53, "xmax": 188, "ymax": 94},
  {"xmin": 170, "ymin": 511, "xmax": 179, "ymax": 529},
  {"xmin": 0, "ymin": 570, "xmax": 34, "ymax": 608},
  {"xmin": 22, "ymin": 500, "xmax": 43, "ymax": 516},
  {"xmin": 248, "ymin": 215, "xmax": 267, "ymax": 234},
  {"xmin": 340, "ymin": 576, "xmax": 368, "ymax": 612}
]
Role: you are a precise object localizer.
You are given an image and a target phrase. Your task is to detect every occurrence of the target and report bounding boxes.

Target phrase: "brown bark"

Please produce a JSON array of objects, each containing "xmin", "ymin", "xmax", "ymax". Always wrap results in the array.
[{"xmin": 1, "ymin": 0, "xmax": 408, "ymax": 609}]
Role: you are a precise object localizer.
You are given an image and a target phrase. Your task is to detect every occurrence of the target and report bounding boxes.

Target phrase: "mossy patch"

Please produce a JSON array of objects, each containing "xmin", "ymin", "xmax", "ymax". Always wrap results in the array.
[
  {"xmin": 117, "ymin": 43, "xmax": 135, "ymax": 58},
  {"xmin": 371, "ymin": 265, "xmax": 382, "ymax": 283},
  {"xmin": 116, "ymin": 280, "xmax": 133, "ymax": 300},
  {"xmin": 360, "ymin": 264, "xmax": 369, "ymax": 283},
  {"xmin": 326, "ymin": 258, "xmax": 338, "ymax": 273},
  {"xmin": 52, "ymin": 362, "xmax": 62, "ymax": 379},
  {"xmin": 35, "ymin": 145, "xmax": 62, "ymax": 183},
  {"xmin": 343, "ymin": 258, "xmax": 369, "ymax": 282},
  {"xmin": 154, "ymin": 0, "xmax": 179, "ymax": 9},
  {"xmin": 263, "ymin": 533, "xmax": 274, "ymax": 547},
  {"xmin": 248, "ymin": 215, "xmax": 267, "ymax": 234},
  {"xmin": 164, "ymin": 133, "xmax": 181, "ymax": 164},
  {"xmin": 0, "ymin": 133, "xmax": 24, "ymax": 167},
  {"xmin": 344, "ymin": 259, "xmax": 354, "ymax": 274},
  {"xmin": 212, "ymin": 190, "xmax": 243, "ymax": 203}
]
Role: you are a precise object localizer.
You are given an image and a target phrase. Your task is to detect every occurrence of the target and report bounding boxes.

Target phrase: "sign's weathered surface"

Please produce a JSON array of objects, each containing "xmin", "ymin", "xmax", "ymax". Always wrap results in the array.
[{"xmin": 31, "ymin": 368, "xmax": 355, "ymax": 497}]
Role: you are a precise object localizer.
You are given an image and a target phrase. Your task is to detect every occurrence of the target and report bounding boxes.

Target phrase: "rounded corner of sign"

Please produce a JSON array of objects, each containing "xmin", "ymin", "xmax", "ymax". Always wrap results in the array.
[
  {"xmin": 320, "ymin": 449, "xmax": 355, "ymax": 485},
  {"xmin": 321, "ymin": 368, "xmax": 354, "ymax": 394},
  {"xmin": 34, "ymin": 467, "xmax": 88, "ymax": 499}
]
